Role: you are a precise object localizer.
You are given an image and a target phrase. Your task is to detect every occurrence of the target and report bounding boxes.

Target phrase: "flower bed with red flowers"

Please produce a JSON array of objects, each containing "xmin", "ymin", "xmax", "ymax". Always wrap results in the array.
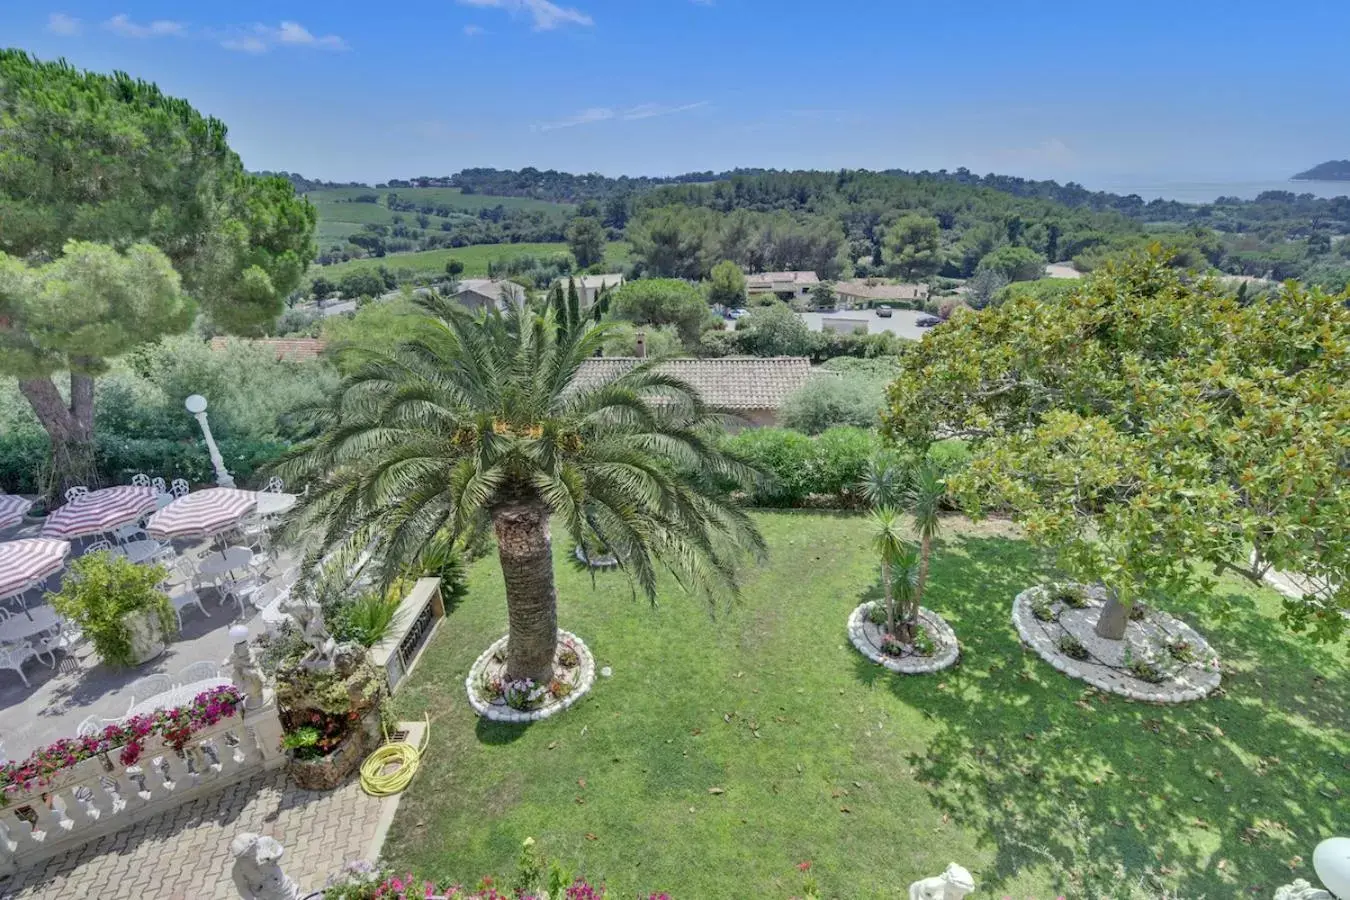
[{"xmin": 0, "ymin": 685, "xmax": 243, "ymax": 805}]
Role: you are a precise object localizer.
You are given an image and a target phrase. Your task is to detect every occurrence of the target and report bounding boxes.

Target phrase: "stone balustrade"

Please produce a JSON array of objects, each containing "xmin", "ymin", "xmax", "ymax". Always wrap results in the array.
[{"xmin": 0, "ymin": 698, "xmax": 285, "ymax": 878}]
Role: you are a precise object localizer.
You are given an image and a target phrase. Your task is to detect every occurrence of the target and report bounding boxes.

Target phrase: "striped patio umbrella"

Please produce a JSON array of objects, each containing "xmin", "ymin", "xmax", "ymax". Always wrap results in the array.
[
  {"xmin": 147, "ymin": 488, "xmax": 259, "ymax": 539},
  {"xmin": 0, "ymin": 538, "xmax": 71, "ymax": 599},
  {"xmin": 40, "ymin": 485, "xmax": 158, "ymax": 540},
  {"xmin": 0, "ymin": 494, "xmax": 33, "ymax": 530}
]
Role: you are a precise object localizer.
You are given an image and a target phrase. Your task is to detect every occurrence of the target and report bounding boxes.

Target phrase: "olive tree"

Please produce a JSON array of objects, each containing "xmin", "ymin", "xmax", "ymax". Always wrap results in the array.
[
  {"xmin": 0, "ymin": 51, "xmax": 316, "ymax": 498},
  {"xmin": 882, "ymin": 251, "xmax": 1349, "ymax": 643}
]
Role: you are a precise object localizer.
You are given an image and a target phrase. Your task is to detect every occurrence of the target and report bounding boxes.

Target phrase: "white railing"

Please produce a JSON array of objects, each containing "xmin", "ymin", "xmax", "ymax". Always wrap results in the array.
[{"xmin": 0, "ymin": 699, "xmax": 285, "ymax": 877}]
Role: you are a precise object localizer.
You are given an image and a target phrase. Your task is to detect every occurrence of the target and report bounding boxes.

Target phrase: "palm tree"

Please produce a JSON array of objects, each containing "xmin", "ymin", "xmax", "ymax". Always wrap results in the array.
[
  {"xmin": 869, "ymin": 507, "xmax": 918, "ymax": 637},
  {"xmin": 907, "ymin": 461, "xmax": 945, "ymax": 620},
  {"xmin": 276, "ymin": 298, "xmax": 765, "ymax": 683}
]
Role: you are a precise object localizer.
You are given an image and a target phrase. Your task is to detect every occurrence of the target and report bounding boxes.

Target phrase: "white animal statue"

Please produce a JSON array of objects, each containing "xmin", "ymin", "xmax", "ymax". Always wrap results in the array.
[
  {"xmin": 282, "ymin": 593, "xmax": 337, "ymax": 664},
  {"xmin": 230, "ymin": 833, "xmax": 300, "ymax": 900},
  {"xmin": 1273, "ymin": 879, "xmax": 1332, "ymax": 900},
  {"xmin": 909, "ymin": 862, "xmax": 976, "ymax": 900}
]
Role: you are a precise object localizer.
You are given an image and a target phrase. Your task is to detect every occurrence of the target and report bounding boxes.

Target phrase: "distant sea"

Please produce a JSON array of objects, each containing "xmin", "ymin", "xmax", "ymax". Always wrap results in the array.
[{"xmin": 1083, "ymin": 179, "xmax": 1350, "ymax": 204}]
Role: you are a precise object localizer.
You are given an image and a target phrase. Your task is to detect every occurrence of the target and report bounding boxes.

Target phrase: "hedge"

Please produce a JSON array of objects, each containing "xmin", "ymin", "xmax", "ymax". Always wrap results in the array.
[
  {"xmin": 0, "ymin": 432, "xmax": 289, "ymax": 495},
  {"xmin": 722, "ymin": 427, "xmax": 970, "ymax": 509}
]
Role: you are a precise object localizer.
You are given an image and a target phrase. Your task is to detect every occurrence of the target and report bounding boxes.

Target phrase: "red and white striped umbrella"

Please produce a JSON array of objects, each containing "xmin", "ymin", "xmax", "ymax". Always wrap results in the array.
[
  {"xmin": 0, "ymin": 494, "xmax": 32, "ymax": 530},
  {"xmin": 147, "ymin": 488, "xmax": 258, "ymax": 539},
  {"xmin": 0, "ymin": 538, "xmax": 71, "ymax": 599},
  {"xmin": 41, "ymin": 485, "xmax": 158, "ymax": 539}
]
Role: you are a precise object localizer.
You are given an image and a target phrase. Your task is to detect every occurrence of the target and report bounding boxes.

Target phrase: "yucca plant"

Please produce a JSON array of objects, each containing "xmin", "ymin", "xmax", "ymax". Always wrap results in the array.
[{"xmin": 276, "ymin": 297, "xmax": 765, "ymax": 683}]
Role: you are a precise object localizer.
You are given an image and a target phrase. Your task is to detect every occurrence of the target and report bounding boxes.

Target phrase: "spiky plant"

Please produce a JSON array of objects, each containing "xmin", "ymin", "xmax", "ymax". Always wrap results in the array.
[
  {"xmin": 275, "ymin": 297, "xmax": 765, "ymax": 683},
  {"xmin": 907, "ymin": 460, "xmax": 946, "ymax": 618}
]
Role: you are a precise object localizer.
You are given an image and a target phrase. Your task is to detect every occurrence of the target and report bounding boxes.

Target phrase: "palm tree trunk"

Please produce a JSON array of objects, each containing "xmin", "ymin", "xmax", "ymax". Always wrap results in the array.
[
  {"xmin": 911, "ymin": 535, "xmax": 933, "ymax": 630},
  {"xmin": 492, "ymin": 500, "xmax": 558, "ymax": 683},
  {"xmin": 881, "ymin": 561, "xmax": 895, "ymax": 634}
]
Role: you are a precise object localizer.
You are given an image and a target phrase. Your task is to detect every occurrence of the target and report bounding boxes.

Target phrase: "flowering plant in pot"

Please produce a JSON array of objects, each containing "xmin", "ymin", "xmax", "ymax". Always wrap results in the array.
[{"xmin": 49, "ymin": 551, "xmax": 175, "ymax": 667}]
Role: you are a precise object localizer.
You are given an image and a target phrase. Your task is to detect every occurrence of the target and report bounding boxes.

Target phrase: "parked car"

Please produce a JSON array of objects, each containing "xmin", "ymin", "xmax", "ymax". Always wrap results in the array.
[
  {"xmin": 727, "ymin": 308, "xmax": 747, "ymax": 321},
  {"xmin": 916, "ymin": 315, "xmax": 942, "ymax": 327},
  {"xmin": 875, "ymin": 305, "xmax": 893, "ymax": 318}
]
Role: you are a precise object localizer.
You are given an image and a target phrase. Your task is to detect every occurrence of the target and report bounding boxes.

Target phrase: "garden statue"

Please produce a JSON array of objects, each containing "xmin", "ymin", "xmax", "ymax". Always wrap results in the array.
[
  {"xmin": 909, "ymin": 863, "xmax": 976, "ymax": 900},
  {"xmin": 230, "ymin": 833, "xmax": 300, "ymax": 900},
  {"xmin": 282, "ymin": 593, "xmax": 337, "ymax": 666},
  {"xmin": 228, "ymin": 625, "xmax": 267, "ymax": 709},
  {"xmin": 1273, "ymin": 880, "xmax": 1331, "ymax": 900}
]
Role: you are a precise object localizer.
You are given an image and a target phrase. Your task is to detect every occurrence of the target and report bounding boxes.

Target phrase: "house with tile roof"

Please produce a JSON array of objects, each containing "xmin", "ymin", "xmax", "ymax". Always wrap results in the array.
[
  {"xmin": 209, "ymin": 337, "xmax": 327, "ymax": 362},
  {"xmin": 451, "ymin": 278, "xmax": 525, "ymax": 312},
  {"xmin": 573, "ymin": 356, "xmax": 820, "ymax": 427},
  {"xmin": 744, "ymin": 271, "xmax": 820, "ymax": 300},
  {"xmin": 833, "ymin": 280, "xmax": 929, "ymax": 309}
]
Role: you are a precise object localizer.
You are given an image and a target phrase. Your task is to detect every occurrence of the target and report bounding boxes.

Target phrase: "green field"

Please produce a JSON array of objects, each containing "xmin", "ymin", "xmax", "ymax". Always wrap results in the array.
[
  {"xmin": 313, "ymin": 241, "xmax": 632, "ymax": 281},
  {"xmin": 387, "ymin": 512, "xmax": 1348, "ymax": 898},
  {"xmin": 306, "ymin": 186, "xmax": 576, "ymax": 246}
]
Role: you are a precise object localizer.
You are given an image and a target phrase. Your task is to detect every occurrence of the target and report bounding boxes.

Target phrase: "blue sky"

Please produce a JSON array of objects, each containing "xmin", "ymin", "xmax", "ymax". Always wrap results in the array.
[{"xmin": 6, "ymin": 1, "xmax": 1350, "ymax": 187}]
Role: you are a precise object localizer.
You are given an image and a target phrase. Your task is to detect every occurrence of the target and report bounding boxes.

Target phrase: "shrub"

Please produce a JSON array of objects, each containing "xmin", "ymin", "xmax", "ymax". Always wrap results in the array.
[
  {"xmin": 610, "ymin": 278, "xmax": 710, "ymax": 346},
  {"xmin": 1051, "ymin": 584, "xmax": 1089, "ymax": 608},
  {"xmin": 328, "ymin": 590, "xmax": 404, "ymax": 648},
  {"xmin": 1031, "ymin": 596, "xmax": 1058, "ymax": 622},
  {"xmin": 912, "ymin": 624, "xmax": 937, "ymax": 657},
  {"xmin": 1166, "ymin": 639, "xmax": 1197, "ymax": 663},
  {"xmin": 780, "ymin": 374, "xmax": 885, "ymax": 434},
  {"xmin": 49, "ymin": 552, "xmax": 175, "ymax": 668},
  {"xmin": 868, "ymin": 603, "xmax": 887, "ymax": 626},
  {"xmin": 723, "ymin": 426, "xmax": 877, "ymax": 507},
  {"xmin": 734, "ymin": 303, "xmax": 814, "ymax": 356},
  {"xmin": 1058, "ymin": 634, "xmax": 1089, "ymax": 661}
]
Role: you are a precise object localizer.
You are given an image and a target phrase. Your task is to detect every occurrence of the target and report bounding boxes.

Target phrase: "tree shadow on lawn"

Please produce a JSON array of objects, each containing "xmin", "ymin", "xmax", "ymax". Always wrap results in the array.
[
  {"xmin": 855, "ymin": 534, "xmax": 1349, "ymax": 898},
  {"xmin": 475, "ymin": 716, "xmax": 532, "ymax": 745}
]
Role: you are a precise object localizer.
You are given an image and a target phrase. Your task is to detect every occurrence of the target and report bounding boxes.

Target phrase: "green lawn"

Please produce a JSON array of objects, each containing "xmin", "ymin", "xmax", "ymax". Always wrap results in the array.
[
  {"xmin": 306, "ymin": 187, "xmax": 576, "ymax": 247},
  {"xmin": 314, "ymin": 242, "xmax": 631, "ymax": 281},
  {"xmin": 387, "ymin": 513, "xmax": 1348, "ymax": 898}
]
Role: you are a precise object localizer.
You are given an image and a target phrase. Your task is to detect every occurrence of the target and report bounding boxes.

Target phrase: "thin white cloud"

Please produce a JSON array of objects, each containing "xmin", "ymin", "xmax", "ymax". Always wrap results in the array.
[
  {"xmin": 46, "ymin": 12, "xmax": 81, "ymax": 36},
  {"xmin": 220, "ymin": 21, "xmax": 348, "ymax": 53},
  {"xmin": 621, "ymin": 101, "xmax": 708, "ymax": 120},
  {"xmin": 464, "ymin": 24, "xmax": 486, "ymax": 36},
  {"xmin": 457, "ymin": 0, "xmax": 593, "ymax": 31},
  {"xmin": 104, "ymin": 13, "xmax": 185, "ymax": 38},
  {"xmin": 537, "ymin": 101, "xmax": 707, "ymax": 130}
]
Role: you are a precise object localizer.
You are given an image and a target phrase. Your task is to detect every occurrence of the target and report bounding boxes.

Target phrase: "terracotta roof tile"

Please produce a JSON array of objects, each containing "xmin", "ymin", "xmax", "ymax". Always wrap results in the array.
[
  {"xmin": 574, "ymin": 357, "xmax": 818, "ymax": 410},
  {"xmin": 209, "ymin": 337, "xmax": 327, "ymax": 361}
]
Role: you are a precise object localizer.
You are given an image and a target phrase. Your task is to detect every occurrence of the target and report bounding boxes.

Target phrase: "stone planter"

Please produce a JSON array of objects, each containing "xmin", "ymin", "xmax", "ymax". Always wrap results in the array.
[
  {"xmin": 465, "ymin": 630, "xmax": 596, "ymax": 723},
  {"xmin": 847, "ymin": 602, "xmax": 960, "ymax": 674},
  {"xmin": 286, "ymin": 706, "xmax": 381, "ymax": 791},
  {"xmin": 123, "ymin": 607, "xmax": 167, "ymax": 665}
]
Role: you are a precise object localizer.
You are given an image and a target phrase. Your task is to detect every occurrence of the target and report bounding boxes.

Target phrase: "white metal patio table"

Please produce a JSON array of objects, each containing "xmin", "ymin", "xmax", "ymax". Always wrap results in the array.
[
  {"xmin": 0, "ymin": 605, "xmax": 62, "ymax": 643},
  {"xmin": 253, "ymin": 492, "xmax": 297, "ymax": 518},
  {"xmin": 109, "ymin": 539, "xmax": 172, "ymax": 565},
  {"xmin": 122, "ymin": 676, "xmax": 232, "ymax": 719}
]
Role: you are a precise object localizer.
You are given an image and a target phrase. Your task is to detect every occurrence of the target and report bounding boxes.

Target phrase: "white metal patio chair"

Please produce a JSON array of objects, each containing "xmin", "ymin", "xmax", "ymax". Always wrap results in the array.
[
  {"xmin": 174, "ymin": 660, "xmax": 221, "ymax": 686},
  {"xmin": 124, "ymin": 673, "xmax": 174, "ymax": 716},
  {"xmin": 0, "ymin": 640, "xmax": 55, "ymax": 688},
  {"xmin": 112, "ymin": 521, "xmax": 151, "ymax": 545},
  {"xmin": 76, "ymin": 715, "xmax": 116, "ymax": 738},
  {"xmin": 265, "ymin": 476, "xmax": 284, "ymax": 494},
  {"xmin": 169, "ymin": 589, "xmax": 209, "ymax": 630},
  {"xmin": 170, "ymin": 478, "xmax": 190, "ymax": 498},
  {"xmin": 64, "ymin": 485, "xmax": 89, "ymax": 504},
  {"xmin": 130, "ymin": 474, "xmax": 152, "ymax": 487},
  {"xmin": 84, "ymin": 538, "xmax": 114, "ymax": 555}
]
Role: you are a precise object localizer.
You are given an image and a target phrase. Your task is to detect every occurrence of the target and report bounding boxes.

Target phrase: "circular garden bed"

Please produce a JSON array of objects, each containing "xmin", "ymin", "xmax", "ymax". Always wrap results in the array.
[
  {"xmin": 465, "ymin": 630, "xmax": 596, "ymax": 723},
  {"xmin": 1012, "ymin": 583, "xmax": 1221, "ymax": 703},
  {"xmin": 847, "ymin": 602, "xmax": 960, "ymax": 674}
]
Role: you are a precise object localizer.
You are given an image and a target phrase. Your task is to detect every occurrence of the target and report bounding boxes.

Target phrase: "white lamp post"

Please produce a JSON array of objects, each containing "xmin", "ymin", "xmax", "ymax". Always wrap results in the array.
[{"xmin": 185, "ymin": 394, "xmax": 235, "ymax": 488}]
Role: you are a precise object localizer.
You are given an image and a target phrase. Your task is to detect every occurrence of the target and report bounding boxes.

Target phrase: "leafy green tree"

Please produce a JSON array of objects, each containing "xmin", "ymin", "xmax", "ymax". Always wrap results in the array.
[
  {"xmin": 566, "ymin": 216, "xmax": 607, "ymax": 269},
  {"xmin": 0, "ymin": 51, "xmax": 315, "ymax": 498},
  {"xmin": 339, "ymin": 270, "xmax": 387, "ymax": 301},
  {"xmin": 886, "ymin": 215, "xmax": 942, "ymax": 281},
  {"xmin": 707, "ymin": 260, "xmax": 748, "ymax": 309},
  {"xmin": 610, "ymin": 279, "xmax": 710, "ymax": 346},
  {"xmin": 278, "ymin": 299, "xmax": 765, "ymax": 681},
  {"xmin": 809, "ymin": 281, "xmax": 836, "ymax": 310},
  {"xmin": 734, "ymin": 303, "xmax": 814, "ymax": 357},
  {"xmin": 445, "ymin": 259, "xmax": 465, "ymax": 277},
  {"xmin": 628, "ymin": 207, "xmax": 712, "ymax": 279},
  {"xmin": 883, "ymin": 251, "xmax": 1350, "ymax": 643},
  {"xmin": 977, "ymin": 245, "xmax": 1046, "ymax": 282},
  {"xmin": 965, "ymin": 267, "xmax": 1009, "ymax": 309},
  {"xmin": 310, "ymin": 276, "xmax": 336, "ymax": 301},
  {"xmin": 780, "ymin": 372, "xmax": 884, "ymax": 434},
  {"xmin": 601, "ymin": 323, "xmax": 683, "ymax": 359}
]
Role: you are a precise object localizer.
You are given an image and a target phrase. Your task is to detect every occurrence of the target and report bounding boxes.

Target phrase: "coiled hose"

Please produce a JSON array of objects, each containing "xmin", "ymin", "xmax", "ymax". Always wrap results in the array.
[{"xmin": 359, "ymin": 715, "xmax": 429, "ymax": 797}]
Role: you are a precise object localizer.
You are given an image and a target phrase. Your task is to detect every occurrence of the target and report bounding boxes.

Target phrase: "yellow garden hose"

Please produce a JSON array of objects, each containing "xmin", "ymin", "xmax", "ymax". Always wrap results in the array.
[{"xmin": 359, "ymin": 715, "xmax": 430, "ymax": 797}]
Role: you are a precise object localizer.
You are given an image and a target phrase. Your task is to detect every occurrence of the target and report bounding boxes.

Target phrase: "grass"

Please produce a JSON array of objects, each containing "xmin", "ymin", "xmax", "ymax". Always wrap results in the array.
[
  {"xmin": 387, "ymin": 513, "xmax": 1348, "ymax": 898},
  {"xmin": 314, "ymin": 242, "xmax": 632, "ymax": 281},
  {"xmin": 306, "ymin": 187, "xmax": 576, "ymax": 247}
]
